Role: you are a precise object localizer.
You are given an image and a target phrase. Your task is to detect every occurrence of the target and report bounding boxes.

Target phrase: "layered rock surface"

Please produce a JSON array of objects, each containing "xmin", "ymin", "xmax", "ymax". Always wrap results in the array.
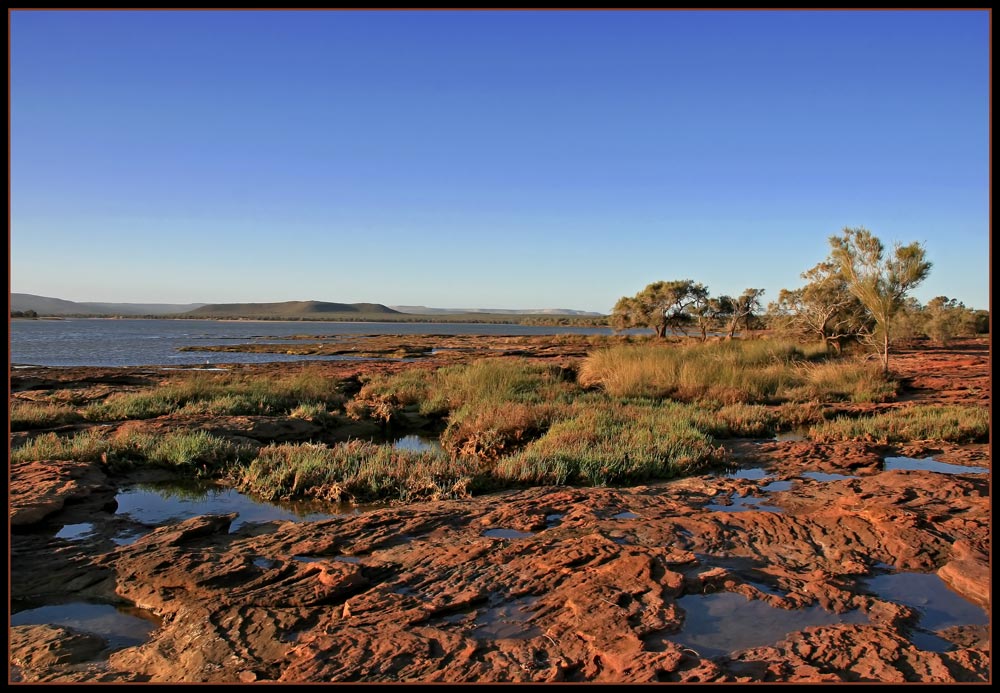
[{"xmin": 9, "ymin": 339, "xmax": 991, "ymax": 682}]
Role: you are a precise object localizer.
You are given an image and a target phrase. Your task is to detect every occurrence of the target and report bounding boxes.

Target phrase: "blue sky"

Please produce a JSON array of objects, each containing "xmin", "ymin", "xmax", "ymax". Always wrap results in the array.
[{"xmin": 10, "ymin": 10, "xmax": 990, "ymax": 312}]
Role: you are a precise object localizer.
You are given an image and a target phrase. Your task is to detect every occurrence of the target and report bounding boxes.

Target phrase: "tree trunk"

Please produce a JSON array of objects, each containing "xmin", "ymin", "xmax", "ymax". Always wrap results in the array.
[
  {"xmin": 882, "ymin": 330, "xmax": 890, "ymax": 374},
  {"xmin": 655, "ymin": 325, "xmax": 666, "ymax": 338}
]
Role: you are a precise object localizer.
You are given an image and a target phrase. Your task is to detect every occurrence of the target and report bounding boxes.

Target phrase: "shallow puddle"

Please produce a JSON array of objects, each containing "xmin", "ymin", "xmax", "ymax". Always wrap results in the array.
[
  {"xmin": 802, "ymin": 471, "xmax": 858, "ymax": 482},
  {"xmin": 773, "ymin": 429, "xmax": 809, "ymax": 442},
  {"xmin": 759, "ymin": 480, "xmax": 793, "ymax": 493},
  {"xmin": 882, "ymin": 457, "xmax": 989, "ymax": 475},
  {"xmin": 11, "ymin": 601, "xmax": 161, "ymax": 651},
  {"xmin": 545, "ymin": 513, "xmax": 565, "ymax": 528},
  {"xmin": 694, "ymin": 554, "xmax": 785, "ymax": 595},
  {"xmin": 612, "ymin": 511, "xmax": 640, "ymax": 520},
  {"xmin": 705, "ymin": 494, "xmax": 783, "ymax": 513},
  {"xmin": 55, "ymin": 523, "xmax": 96, "ymax": 540},
  {"xmin": 112, "ymin": 482, "xmax": 342, "ymax": 541},
  {"xmin": 724, "ymin": 467, "xmax": 770, "ymax": 481},
  {"xmin": 391, "ymin": 435, "xmax": 445, "ymax": 454},
  {"xmin": 482, "ymin": 528, "xmax": 535, "ymax": 539},
  {"xmin": 668, "ymin": 592, "xmax": 868, "ymax": 658},
  {"xmin": 470, "ymin": 596, "xmax": 542, "ymax": 640},
  {"xmin": 908, "ymin": 630, "xmax": 959, "ymax": 652},
  {"xmin": 861, "ymin": 572, "xmax": 989, "ymax": 634}
]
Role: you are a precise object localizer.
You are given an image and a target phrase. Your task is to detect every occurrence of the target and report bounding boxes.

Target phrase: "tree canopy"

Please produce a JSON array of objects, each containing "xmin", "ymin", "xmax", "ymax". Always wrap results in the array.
[
  {"xmin": 828, "ymin": 227, "xmax": 931, "ymax": 372},
  {"xmin": 612, "ymin": 281, "xmax": 762, "ymax": 340}
]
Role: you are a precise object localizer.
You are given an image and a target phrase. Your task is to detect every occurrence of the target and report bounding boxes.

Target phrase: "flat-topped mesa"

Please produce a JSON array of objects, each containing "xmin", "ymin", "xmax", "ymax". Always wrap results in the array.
[{"xmin": 184, "ymin": 301, "xmax": 401, "ymax": 318}]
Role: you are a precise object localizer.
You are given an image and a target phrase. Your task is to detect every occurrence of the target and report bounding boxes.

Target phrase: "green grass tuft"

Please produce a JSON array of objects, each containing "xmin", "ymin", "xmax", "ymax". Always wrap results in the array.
[
  {"xmin": 810, "ymin": 405, "xmax": 990, "ymax": 444},
  {"xmin": 10, "ymin": 402, "xmax": 83, "ymax": 431}
]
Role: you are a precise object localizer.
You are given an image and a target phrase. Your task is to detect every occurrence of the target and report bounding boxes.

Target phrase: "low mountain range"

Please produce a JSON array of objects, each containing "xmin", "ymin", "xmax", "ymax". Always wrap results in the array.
[
  {"xmin": 11, "ymin": 294, "xmax": 205, "ymax": 316},
  {"xmin": 390, "ymin": 305, "xmax": 604, "ymax": 317},
  {"xmin": 185, "ymin": 301, "xmax": 400, "ymax": 318},
  {"xmin": 12, "ymin": 294, "xmax": 605, "ymax": 318}
]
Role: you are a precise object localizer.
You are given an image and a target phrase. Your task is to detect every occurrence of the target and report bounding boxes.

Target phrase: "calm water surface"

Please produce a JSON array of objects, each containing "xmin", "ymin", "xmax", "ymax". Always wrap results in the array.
[{"xmin": 11, "ymin": 318, "xmax": 625, "ymax": 367}]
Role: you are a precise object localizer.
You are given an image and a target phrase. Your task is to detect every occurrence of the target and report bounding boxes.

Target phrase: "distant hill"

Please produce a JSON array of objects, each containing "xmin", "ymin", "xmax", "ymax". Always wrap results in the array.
[
  {"xmin": 391, "ymin": 305, "xmax": 605, "ymax": 317},
  {"xmin": 12, "ymin": 293, "xmax": 205, "ymax": 316},
  {"xmin": 184, "ymin": 301, "xmax": 401, "ymax": 318},
  {"xmin": 11, "ymin": 293, "xmax": 605, "ymax": 322}
]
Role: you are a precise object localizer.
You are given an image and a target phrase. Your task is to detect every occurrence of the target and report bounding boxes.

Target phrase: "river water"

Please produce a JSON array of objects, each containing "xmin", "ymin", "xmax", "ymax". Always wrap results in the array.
[{"xmin": 11, "ymin": 318, "xmax": 628, "ymax": 367}]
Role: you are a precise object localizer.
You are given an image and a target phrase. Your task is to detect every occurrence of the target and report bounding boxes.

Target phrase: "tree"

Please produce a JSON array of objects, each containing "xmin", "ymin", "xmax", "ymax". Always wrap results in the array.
[
  {"xmin": 922, "ymin": 296, "xmax": 977, "ymax": 345},
  {"xmin": 727, "ymin": 288, "xmax": 765, "ymax": 338},
  {"xmin": 888, "ymin": 296, "xmax": 926, "ymax": 343},
  {"xmin": 829, "ymin": 227, "xmax": 931, "ymax": 373},
  {"xmin": 770, "ymin": 261, "xmax": 870, "ymax": 353},
  {"xmin": 691, "ymin": 295, "xmax": 729, "ymax": 342},
  {"xmin": 611, "ymin": 280, "xmax": 709, "ymax": 338}
]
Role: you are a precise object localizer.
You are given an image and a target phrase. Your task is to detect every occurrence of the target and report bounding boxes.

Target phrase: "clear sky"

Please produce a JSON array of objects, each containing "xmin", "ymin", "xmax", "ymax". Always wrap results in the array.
[{"xmin": 10, "ymin": 10, "xmax": 990, "ymax": 312}]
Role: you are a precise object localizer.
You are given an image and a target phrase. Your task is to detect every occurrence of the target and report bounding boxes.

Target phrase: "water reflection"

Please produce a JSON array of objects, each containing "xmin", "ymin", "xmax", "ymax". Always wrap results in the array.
[
  {"xmin": 668, "ymin": 592, "xmax": 868, "ymax": 658},
  {"xmin": 11, "ymin": 601, "xmax": 161, "ymax": 652},
  {"xmin": 883, "ymin": 457, "xmax": 989, "ymax": 475},
  {"xmin": 112, "ymin": 481, "xmax": 344, "ymax": 541}
]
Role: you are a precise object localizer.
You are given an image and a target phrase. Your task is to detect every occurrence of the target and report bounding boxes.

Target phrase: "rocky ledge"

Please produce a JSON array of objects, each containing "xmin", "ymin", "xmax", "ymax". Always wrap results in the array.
[{"xmin": 10, "ymin": 439, "xmax": 990, "ymax": 683}]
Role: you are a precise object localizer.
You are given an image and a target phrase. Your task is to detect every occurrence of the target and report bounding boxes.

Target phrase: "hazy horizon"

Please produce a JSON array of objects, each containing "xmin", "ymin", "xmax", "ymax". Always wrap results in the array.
[{"xmin": 11, "ymin": 10, "xmax": 990, "ymax": 313}]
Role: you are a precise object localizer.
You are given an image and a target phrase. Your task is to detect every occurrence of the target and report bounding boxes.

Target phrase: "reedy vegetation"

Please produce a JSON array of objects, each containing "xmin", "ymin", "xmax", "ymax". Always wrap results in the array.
[
  {"xmin": 11, "ymin": 429, "xmax": 256, "ymax": 476},
  {"xmin": 811, "ymin": 405, "xmax": 989, "ymax": 444},
  {"xmin": 10, "ymin": 337, "xmax": 987, "ymax": 503},
  {"xmin": 11, "ymin": 368, "xmax": 346, "ymax": 427}
]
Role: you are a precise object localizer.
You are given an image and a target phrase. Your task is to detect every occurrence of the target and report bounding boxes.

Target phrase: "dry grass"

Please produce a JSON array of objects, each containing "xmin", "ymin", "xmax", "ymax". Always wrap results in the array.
[{"xmin": 578, "ymin": 339, "xmax": 894, "ymax": 404}]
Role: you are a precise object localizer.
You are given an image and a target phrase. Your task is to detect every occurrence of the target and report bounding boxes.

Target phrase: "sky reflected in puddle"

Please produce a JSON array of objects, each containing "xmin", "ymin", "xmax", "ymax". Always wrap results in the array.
[
  {"xmin": 482, "ymin": 528, "xmax": 535, "ymax": 539},
  {"xmin": 861, "ymin": 572, "xmax": 989, "ymax": 632},
  {"xmin": 55, "ymin": 523, "xmax": 96, "ymax": 540},
  {"xmin": 391, "ymin": 435, "xmax": 445, "ymax": 454},
  {"xmin": 11, "ymin": 601, "xmax": 161, "ymax": 652},
  {"xmin": 113, "ymin": 482, "xmax": 342, "ymax": 539},
  {"xmin": 668, "ymin": 592, "xmax": 867, "ymax": 658},
  {"xmin": 883, "ymin": 457, "xmax": 989, "ymax": 475},
  {"xmin": 802, "ymin": 471, "xmax": 858, "ymax": 482},
  {"xmin": 705, "ymin": 494, "xmax": 783, "ymax": 513}
]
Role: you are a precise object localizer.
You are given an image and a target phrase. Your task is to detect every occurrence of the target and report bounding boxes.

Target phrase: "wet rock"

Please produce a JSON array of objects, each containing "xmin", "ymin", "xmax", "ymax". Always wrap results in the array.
[
  {"xmin": 8, "ymin": 340, "xmax": 991, "ymax": 682},
  {"xmin": 10, "ymin": 624, "xmax": 108, "ymax": 670},
  {"xmin": 937, "ymin": 541, "xmax": 990, "ymax": 611},
  {"xmin": 10, "ymin": 459, "xmax": 114, "ymax": 526}
]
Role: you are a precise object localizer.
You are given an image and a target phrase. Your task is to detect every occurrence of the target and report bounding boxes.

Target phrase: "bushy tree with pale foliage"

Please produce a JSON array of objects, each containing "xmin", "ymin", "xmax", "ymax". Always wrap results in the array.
[{"xmin": 829, "ymin": 227, "xmax": 931, "ymax": 373}]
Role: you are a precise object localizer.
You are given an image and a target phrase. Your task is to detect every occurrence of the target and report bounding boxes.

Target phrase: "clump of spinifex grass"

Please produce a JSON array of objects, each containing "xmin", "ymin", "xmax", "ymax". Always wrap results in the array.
[
  {"xmin": 348, "ymin": 358, "xmax": 578, "ymax": 433},
  {"xmin": 11, "ymin": 429, "xmax": 110, "ymax": 463},
  {"xmin": 240, "ymin": 440, "xmax": 489, "ymax": 503},
  {"xmin": 495, "ymin": 402, "xmax": 721, "ymax": 486},
  {"xmin": 578, "ymin": 339, "xmax": 892, "ymax": 404},
  {"xmin": 429, "ymin": 359, "xmax": 577, "ymax": 408},
  {"xmin": 83, "ymin": 368, "xmax": 345, "ymax": 421},
  {"xmin": 783, "ymin": 361, "xmax": 898, "ymax": 404},
  {"xmin": 11, "ymin": 429, "xmax": 255, "ymax": 476},
  {"xmin": 440, "ymin": 401, "xmax": 570, "ymax": 459},
  {"xmin": 688, "ymin": 403, "xmax": 780, "ymax": 438},
  {"xmin": 289, "ymin": 402, "xmax": 336, "ymax": 425},
  {"xmin": 10, "ymin": 402, "xmax": 83, "ymax": 431},
  {"xmin": 810, "ymin": 405, "xmax": 990, "ymax": 444},
  {"xmin": 417, "ymin": 360, "xmax": 580, "ymax": 456},
  {"xmin": 345, "ymin": 367, "xmax": 438, "ymax": 423}
]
